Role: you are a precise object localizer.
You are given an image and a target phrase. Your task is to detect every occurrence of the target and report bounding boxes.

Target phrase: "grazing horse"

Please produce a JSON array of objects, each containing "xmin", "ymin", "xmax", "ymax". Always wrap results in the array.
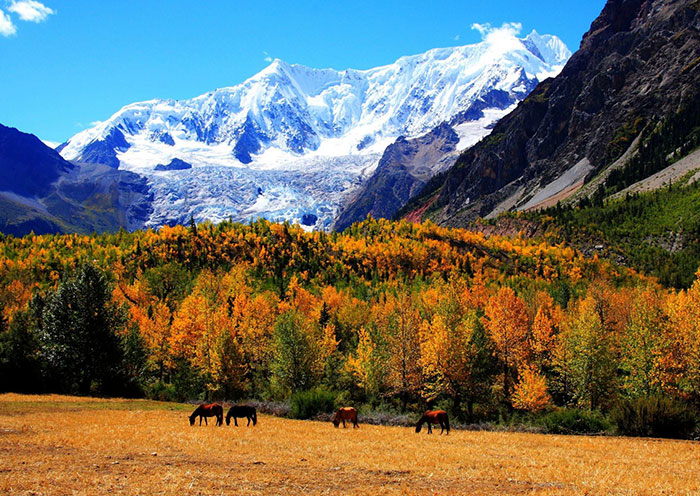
[
  {"xmin": 415, "ymin": 410, "xmax": 449, "ymax": 435},
  {"xmin": 189, "ymin": 403, "xmax": 223, "ymax": 426},
  {"xmin": 331, "ymin": 407, "xmax": 359, "ymax": 428},
  {"xmin": 226, "ymin": 405, "xmax": 257, "ymax": 426}
]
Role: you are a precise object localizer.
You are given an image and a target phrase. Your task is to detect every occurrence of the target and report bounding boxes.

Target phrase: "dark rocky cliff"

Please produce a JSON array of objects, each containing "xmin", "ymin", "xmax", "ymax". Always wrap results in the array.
[{"xmin": 334, "ymin": 123, "xmax": 459, "ymax": 232}]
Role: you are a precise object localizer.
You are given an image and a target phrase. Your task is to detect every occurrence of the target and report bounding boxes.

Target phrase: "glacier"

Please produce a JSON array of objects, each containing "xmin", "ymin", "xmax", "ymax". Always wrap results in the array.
[{"xmin": 60, "ymin": 30, "xmax": 570, "ymax": 230}]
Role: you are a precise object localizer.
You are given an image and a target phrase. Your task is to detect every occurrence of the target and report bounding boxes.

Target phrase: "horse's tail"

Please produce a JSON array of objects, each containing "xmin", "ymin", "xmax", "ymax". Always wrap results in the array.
[{"xmin": 444, "ymin": 413, "xmax": 450, "ymax": 433}]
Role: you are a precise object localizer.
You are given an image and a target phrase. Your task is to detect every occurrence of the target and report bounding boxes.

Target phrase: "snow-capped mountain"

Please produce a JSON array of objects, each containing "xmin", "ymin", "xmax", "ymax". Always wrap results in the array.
[{"xmin": 60, "ymin": 30, "xmax": 570, "ymax": 230}]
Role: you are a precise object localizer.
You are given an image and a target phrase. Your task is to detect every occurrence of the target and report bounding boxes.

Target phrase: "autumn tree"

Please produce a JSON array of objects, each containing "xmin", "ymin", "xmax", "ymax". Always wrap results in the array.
[
  {"xmin": 483, "ymin": 287, "xmax": 530, "ymax": 401},
  {"xmin": 511, "ymin": 365, "xmax": 551, "ymax": 412},
  {"xmin": 620, "ymin": 288, "xmax": 665, "ymax": 397},
  {"xmin": 530, "ymin": 292, "xmax": 560, "ymax": 370},
  {"xmin": 556, "ymin": 296, "xmax": 617, "ymax": 410},
  {"xmin": 377, "ymin": 293, "xmax": 422, "ymax": 411},
  {"xmin": 169, "ymin": 269, "xmax": 249, "ymax": 398},
  {"xmin": 346, "ymin": 326, "xmax": 384, "ymax": 400},
  {"xmin": 420, "ymin": 310, "xmax": 494, "ymax": 420},
  {"xmin": 663, "ymin": 273, "xmax": 700, "ymax": 402}
]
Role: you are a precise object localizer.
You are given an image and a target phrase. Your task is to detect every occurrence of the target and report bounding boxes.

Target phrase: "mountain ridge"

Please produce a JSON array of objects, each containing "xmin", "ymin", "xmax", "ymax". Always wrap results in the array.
[
  {"xmin": 0, "ymin": 124, "xmax": 153, "ymax": 236},
  {"xmin": 57, "ymin": 30, "xmax": 570, "ymax": 230}
]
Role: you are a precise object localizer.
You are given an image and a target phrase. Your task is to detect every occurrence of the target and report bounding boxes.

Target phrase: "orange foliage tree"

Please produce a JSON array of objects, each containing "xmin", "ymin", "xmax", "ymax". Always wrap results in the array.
[{"xmin": 483, "ymin": 286, "xmax": 530, "ymax": 401}]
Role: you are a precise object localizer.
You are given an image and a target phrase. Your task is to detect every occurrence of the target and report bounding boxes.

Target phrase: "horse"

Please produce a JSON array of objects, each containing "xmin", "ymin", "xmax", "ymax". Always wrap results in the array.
[
  {"xmin": 331, "ymin": 407, "xmax": 359, "ymax": 428},
  {"xmin": 189, "ymin": 403, "xmax": 224, "ymax": 426},
  {"xmin": 415, "ymin": 410, "xmax": 449, "ymax": 435},
  {"xmin": 225, "ymin": 404, "xmax": 257, "ymax": 426}
]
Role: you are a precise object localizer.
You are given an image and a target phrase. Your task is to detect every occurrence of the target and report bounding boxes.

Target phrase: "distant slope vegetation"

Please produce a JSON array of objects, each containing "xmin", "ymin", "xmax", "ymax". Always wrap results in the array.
[
  {"xmin": 400, "ymin": 0, "xmax": 700, "ymax": 226},
  {"xmin": 473, "ymin": 166, "xmax": 700, "ymax": 289},
  {"xmin": 0, "ymin": 124, "xmax": 153, "ymax": 236}
]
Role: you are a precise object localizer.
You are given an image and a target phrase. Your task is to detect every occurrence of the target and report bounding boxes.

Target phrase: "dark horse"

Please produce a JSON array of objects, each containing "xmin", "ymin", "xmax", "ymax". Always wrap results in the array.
[
  {"xmin": 415, "ymin": 410, "xmax": 449, "ymax": 434},
  {"xmin": 225, "ymin": 405, "xmax": 257, "ymax": 426},
  {"xmin": 331, "ymin": 407, "xmax": 359, "ymax": 428},
  {"xmin": 189, "ymin": 403, "xmax": 224, "ymax": 426}
]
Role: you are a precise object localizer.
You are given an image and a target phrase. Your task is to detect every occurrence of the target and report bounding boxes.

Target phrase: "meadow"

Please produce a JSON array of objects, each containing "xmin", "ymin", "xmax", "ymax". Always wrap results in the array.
[{"xmin": 0, "ymin": 394, "xmax": 698, "ymax": 495}]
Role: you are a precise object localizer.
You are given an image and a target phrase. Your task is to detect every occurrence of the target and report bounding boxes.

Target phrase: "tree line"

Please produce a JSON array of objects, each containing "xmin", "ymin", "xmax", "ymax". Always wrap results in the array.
[{"xmin": 1, "ymin": 218, "xmax": 699, "ymax": 428}]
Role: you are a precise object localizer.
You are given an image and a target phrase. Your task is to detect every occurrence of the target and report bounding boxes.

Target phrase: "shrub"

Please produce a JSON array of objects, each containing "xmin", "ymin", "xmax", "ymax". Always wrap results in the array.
[
  {"xmin": 290, "ymin": 388, "xmax": 337, "ymax": 419},
  {"xmin": 539, "ymin": 408, "xmax": 611, "ymax": 435},
  {"xmin": 612, "ymin": 396, "xmax": 696, "ymax": 439},
  {"xmin": 146, "ymin": 381, "xmax": 178, "ymax": 402}
]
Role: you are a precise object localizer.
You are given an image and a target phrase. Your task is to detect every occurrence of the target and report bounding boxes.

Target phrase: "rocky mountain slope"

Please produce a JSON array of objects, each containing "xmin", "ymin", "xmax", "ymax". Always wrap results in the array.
[
  {"xmin": 401, "ymin": 0, "xmax": 700, "ymax": 226},
  {"xmin": 0, "ymin": 124, "xmax": 152, "ymax": 236},
  {"xmin": 333, "ymin": 123, "xmax": 461, "ymax": 231},
  {"xmin": 58, "ymin": 31, "xmax": 570, "ymax": 230}
]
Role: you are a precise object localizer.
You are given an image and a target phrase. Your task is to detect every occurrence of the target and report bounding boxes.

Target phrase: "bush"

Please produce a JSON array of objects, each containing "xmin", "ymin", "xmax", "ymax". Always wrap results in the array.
[
  {"xmin": 146, "ymin": 381, "xmax": 178, "ymax": 402},
  {"xmin": 290, "ymin": 388, "xmax": 337, "ymax": 419},
  {"xmin": 612, "ymin": 396, "xmax": 696, "ymax": 439},
  {"xmin": 539, "ymin": 408, "xmax": 611, "ymax": 435}
]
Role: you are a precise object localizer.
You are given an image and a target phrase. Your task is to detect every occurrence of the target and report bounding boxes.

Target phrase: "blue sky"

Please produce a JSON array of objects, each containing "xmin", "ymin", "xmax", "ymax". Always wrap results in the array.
[{"xmin": 0, "ymin": 0, "xmax": 605, "ymax": 144}]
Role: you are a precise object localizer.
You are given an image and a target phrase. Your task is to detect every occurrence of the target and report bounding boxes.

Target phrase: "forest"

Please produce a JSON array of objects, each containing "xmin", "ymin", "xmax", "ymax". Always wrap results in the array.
[{"xmin": 1, "ymin": 217, "xmax": 699, "ymax": 437}]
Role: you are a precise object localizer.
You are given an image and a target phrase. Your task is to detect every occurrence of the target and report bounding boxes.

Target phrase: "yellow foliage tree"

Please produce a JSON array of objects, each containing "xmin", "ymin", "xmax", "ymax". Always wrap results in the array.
[
  {"xmin": 483, "ymin": 286, "xmax": 530, "ymax": 400},
  {"xmin": 346, "ymin": 326, "xmax": 383, "ymax": 397},
  {"xmin": 511, "ymin": 365, "xmax": 551, "ymax": 411}
]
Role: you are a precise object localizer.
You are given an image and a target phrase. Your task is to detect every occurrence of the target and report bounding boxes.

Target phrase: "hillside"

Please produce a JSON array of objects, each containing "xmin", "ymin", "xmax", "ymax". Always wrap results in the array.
[
  {"xmin": 476, "ymin": 162, "xmax": 700, "ymax": 289},
  {"xmin": 0, "ymin": 124, "xmax": 153, "ymax": 236}
]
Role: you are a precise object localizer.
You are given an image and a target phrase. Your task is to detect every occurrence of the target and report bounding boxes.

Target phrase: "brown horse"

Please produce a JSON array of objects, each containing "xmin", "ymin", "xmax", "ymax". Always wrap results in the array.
[
  {"xmin": 415, "ymin": 410, "xmax": 449, "ymax": 434},
  {"xmin": 331, "ymin": 407, "xmax": 359, "ymax": 428},
  {"xmin": 226, "ymin": 405, "xmax": 257, "ymax": 426},
  {"xmin": 189, "ymin": 403, "xmax": 223, "ymax": 426}
]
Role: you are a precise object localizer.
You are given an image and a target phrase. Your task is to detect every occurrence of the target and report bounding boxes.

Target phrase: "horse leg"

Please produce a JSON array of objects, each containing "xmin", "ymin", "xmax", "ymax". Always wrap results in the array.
[
  {"xmin": 234, "ymin": 417, "xmax": 238, "ymax": 427},
  {"xmin": 343, "ymin": 419, "xmax": 346, "ymax": 428},
  {"xmin": 247, "ymin": 416, "xmax": 251, "ymax": 426},
  {"xmin": 427, "ymin": 423, "xmax": 432, "ymax": 434},
  {"xmin": 353, "ymin": 418, "xmax": 358, "ymax": 428},
  {"xmin": 204, "ymin": 417, "xmax": 208, "ymax": 426}
]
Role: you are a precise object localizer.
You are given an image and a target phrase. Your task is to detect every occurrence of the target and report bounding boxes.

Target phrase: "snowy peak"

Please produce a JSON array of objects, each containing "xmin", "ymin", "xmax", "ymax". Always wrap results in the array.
[
  {"xmin": 58, "ymin": 30, "xmax": 570, "ymax": 231},
  {"xmin": 523, "ymin": 30, "xmax": 571, "ymax": 66},
  {"xmin": 61, "ymin": 31, "xmax": 570, "ymax": 169}
]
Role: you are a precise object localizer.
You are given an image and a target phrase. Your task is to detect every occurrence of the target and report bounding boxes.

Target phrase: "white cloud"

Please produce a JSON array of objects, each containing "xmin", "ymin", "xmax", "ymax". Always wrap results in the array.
[
  {"xmin": 471, "ymin": 22, "xmax": 523, "ymax": 55},
  {"xmin": 8, "ymin": 1, "xmax": 54, "ymax": 23},
  {"xmin": 471, "ymin": 21, "xmax": 522, "ymax": 40},
  {"xmin": 263, "ymin": 51, "xmax": 273, "ymax": 63},
  {"xmin": 0, "ymin": 9, "xmax": 17, "ymax": 36},
  {"xmin": 90, "ymin": 120, "xmax": 102, "ymax": 127},
  {"xmin": 454, "ymin": 34, "xmax": 460, "ymax": 42}
]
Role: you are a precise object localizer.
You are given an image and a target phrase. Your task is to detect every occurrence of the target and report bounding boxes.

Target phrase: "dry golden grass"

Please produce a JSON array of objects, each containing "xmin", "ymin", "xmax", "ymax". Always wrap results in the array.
[{"xmin": 0, "ymin": 394, "xmax": 699, "ymax": 495}]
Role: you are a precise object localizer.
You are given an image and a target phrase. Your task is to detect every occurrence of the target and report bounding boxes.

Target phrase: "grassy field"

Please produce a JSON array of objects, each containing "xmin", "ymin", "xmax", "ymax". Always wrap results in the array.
[{"xmin": 0, "ymin": 395, "xmax": 698, "ymax": 495}]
